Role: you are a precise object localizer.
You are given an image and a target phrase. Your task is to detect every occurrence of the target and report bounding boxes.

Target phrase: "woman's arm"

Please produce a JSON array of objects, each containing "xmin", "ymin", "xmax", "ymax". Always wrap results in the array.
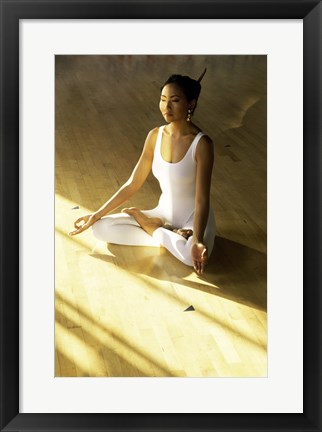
[
  {"xmin": 70, "ymin": 128, "xmax": 158, "ymax": 235},
  {"xmin": 191, "ymin": 135, "xmax": 214, "ymax": 273}
]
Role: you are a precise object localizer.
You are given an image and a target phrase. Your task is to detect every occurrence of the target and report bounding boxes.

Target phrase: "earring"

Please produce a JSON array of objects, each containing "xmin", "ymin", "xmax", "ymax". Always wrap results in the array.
[{"xmin": 187, "ymin": 108, "xmax": 192, "ymax": 122}]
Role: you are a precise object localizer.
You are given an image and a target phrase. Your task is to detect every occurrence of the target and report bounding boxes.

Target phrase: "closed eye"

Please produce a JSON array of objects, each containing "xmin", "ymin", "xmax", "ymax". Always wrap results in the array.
[{"xmin": 160, "ymin": 98, "xmax": 180, "ymax": 102}]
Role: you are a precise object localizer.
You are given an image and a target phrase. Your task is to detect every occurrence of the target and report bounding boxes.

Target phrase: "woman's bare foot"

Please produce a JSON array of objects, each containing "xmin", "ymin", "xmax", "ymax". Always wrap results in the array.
[
  {"xmin": 122, "ymin": 208, "xmax": 193, "ymax": 240},
  {"xmin": 173, "ymin": 228, "xmax": 193, "ymax": 240},
  {"xmin": 122, "ymin": 207, "xmax": 163, "ymax": 236}
]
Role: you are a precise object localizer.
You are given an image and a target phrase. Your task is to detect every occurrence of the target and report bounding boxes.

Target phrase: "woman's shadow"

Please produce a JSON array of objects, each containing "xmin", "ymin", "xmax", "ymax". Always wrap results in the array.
[{"xmin": 90, "ymin": 235, "xmax": 267, "ymax": 312}]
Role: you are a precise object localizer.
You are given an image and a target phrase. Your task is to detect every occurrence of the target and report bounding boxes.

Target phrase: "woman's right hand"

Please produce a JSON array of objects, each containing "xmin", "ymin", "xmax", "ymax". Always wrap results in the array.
[{"xmin": 69, "ymin": 214, "xmax": 98, "ymax": 236}]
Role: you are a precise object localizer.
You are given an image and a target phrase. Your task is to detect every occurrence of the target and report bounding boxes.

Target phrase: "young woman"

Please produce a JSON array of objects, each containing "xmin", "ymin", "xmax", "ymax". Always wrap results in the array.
[{"xmin": 70, "ymin": 70, "xmax": 216, "ymax": 275}]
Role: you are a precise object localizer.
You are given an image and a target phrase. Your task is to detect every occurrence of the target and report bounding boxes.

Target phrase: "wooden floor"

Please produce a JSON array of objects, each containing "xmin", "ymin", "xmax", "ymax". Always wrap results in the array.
[{"xmin": 55, "ymin": 55, "xmax": 267, "ymax": 377}]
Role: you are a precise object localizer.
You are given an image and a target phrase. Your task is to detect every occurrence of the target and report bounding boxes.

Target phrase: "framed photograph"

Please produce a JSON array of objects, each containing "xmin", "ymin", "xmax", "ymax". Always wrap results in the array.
[{"xmin": 1, "ymin": 0, "xmax": 321, "ymax": 431}]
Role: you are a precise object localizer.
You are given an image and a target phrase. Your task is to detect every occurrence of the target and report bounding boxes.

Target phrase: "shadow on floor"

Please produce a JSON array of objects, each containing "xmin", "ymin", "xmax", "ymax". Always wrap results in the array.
[{"xmin": 90, "ymin": 235, "xmax": 267, "ymax": 312}]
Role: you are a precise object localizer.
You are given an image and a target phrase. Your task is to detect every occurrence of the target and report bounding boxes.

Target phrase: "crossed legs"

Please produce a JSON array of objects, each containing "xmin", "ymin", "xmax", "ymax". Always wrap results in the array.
[{"xmin": 92, "ymin": 208, "xmax": 197, "ymax": 266}]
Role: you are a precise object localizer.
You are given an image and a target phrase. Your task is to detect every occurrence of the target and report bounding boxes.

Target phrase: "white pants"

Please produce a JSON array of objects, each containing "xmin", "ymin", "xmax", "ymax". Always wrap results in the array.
[{"xmin": 92, "ymin": 211, "xmax": 215, "ymax": 267}]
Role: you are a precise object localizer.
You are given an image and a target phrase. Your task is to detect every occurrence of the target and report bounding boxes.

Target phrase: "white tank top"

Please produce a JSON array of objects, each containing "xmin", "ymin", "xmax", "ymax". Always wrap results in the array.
[{"xmin": 152, "ymin": 125, "xmax": 206, "ymax": 227}]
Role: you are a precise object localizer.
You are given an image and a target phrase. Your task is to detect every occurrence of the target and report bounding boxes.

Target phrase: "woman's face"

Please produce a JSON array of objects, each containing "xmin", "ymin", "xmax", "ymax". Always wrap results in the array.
[{"xmin": 159, "ymin": 83, "xmax": 193, "ymax": 123}]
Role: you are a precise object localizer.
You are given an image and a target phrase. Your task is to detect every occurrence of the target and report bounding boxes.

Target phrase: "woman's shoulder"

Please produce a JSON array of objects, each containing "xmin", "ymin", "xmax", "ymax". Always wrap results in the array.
[
  {"xmin": 199, "ymin": 133, "xmax": 213, "ymax": 144},
  {"xmin": 144, "ymin": 126, "xmax": 163, "ymax": 152},
  {"xmin": 195, "ymin": 133, "xmax": 214, "ymax": 161},
  {"xmin": 190, "ymin": 124, "xmax": 212, "ymax": 147},
  {"xmin": 149, "ymin": 125, "xmax": 165, "ymax": 136},
  {"xmin": 147, "ymin": 125, "xmax": 164, "ymax": 138},
  {"xmin": 147, "ymin": 125, "xmax": 164, "ymax": 142}
]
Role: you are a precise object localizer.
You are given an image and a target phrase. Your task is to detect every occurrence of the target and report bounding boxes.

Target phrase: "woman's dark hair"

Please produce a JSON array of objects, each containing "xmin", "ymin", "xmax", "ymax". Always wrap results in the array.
[{"xmin": 160, "ymin": 74, "xmax": 202, "ymax": 102}]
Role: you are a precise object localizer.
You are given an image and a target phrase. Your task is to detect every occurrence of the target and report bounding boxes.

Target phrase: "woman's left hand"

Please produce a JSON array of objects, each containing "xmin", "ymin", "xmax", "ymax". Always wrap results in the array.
[{"xmin": 191, "ymin": 242, "xmax": 208, "ymax": 275}]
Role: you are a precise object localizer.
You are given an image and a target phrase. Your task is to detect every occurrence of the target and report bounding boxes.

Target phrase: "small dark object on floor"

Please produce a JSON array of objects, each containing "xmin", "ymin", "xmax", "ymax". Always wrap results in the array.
[
  {"xmin": 72, "ymin": 206, "xmax": 80, "ymax": 210},
  {"xmin": 184, "ymin": 305, "xmax": 195, "ymax": 312}
]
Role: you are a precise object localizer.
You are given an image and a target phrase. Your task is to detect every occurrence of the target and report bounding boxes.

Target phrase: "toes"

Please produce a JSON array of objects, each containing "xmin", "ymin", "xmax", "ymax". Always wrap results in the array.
[
  {"xmin": 174, "ymin": 229, "xmax": 193, "ymax": 239},
  {"xmin": 163, "ymin": 223, "xmax": 173, "ymax": 230}
]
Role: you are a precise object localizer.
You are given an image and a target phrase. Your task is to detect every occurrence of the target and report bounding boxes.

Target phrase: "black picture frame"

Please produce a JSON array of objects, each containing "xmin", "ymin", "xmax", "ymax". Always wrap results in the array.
[{"xmin": 1, "ymin": 1, "xmax": 321, "ymax": 431}]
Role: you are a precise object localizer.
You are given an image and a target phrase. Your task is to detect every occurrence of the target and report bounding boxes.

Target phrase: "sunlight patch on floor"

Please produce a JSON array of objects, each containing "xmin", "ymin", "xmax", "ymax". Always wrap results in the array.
[
  {"xmin": 55, "ymin": 321, "xmax": 107, "ymax": 376},
  {"xmin": 56, "ymin": 292, "xmax": 174, "ymax": 377}
]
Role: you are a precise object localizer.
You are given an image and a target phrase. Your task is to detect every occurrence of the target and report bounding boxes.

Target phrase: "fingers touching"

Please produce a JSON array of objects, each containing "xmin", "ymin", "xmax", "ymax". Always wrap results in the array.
[{"xmin": 69, "ymin": 215, "xmax": 93, "ymax": 236}]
